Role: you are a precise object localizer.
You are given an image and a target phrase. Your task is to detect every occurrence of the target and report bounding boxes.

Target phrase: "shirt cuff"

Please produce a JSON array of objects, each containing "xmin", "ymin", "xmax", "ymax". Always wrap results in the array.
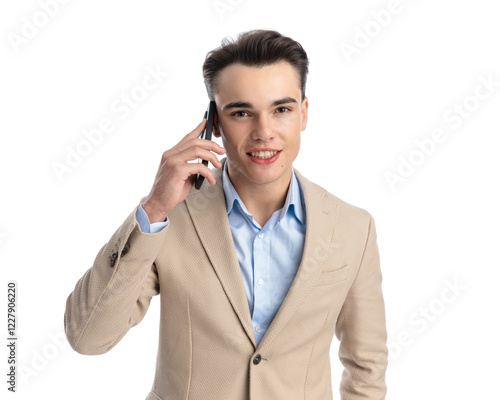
[{"xmin": 136, "ymin": 203, "xmax": 169, "ymax": 234}]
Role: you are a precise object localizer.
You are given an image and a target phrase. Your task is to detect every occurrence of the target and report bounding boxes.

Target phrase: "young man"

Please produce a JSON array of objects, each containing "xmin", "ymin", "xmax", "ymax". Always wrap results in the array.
[{"xmin": 65, "ymin": 30, "xmax": 389, "ymax": 399}]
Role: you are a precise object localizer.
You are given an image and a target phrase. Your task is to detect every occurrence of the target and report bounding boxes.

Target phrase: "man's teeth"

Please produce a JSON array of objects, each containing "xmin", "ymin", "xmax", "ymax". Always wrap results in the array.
[{"xmin": 250, "ymin": 151, "xmax": 279, "ymax": 159}]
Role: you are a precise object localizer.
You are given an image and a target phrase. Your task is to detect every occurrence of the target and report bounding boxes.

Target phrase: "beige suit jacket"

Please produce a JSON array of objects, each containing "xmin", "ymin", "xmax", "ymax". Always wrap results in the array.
[{"xmin": 64, "ymin": 157, "xmax": 388, "ymax": 399}]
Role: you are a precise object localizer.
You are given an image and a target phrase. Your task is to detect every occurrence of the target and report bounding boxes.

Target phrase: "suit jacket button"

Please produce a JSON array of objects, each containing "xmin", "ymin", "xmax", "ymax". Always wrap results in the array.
[
  {"xmin": 110, "ymin": 251, "xmax": 118, "ymax": 267},
  {"xmin": 121, "ymin": 243, "xmax": 130, "ymax": 256},
  {"xmin": 253, "ymin": 354, "xmax": 262, "ymax": 365}
]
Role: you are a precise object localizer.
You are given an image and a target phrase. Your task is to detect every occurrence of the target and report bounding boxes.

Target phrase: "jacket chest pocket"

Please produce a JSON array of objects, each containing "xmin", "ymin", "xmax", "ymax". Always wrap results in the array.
[{"xmin": 313, "ymin": 264, "xmax": 349, "ymax": 286}]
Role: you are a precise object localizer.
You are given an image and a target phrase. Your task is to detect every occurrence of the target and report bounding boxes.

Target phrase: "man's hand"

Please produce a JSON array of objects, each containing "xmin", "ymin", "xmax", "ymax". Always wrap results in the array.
[{"xmin": 142, "ymin": 118, "xmax": 226, "ymax": 223}]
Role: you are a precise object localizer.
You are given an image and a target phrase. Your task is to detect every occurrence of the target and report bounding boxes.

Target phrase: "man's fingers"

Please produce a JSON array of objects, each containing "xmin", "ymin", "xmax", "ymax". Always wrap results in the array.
[
  {"xmin": 161, "ymin": 118, "xmax": 224, "ymax": 166},
  {"xmin": 181, "ymin": 162, "xmax": 216, "ymax": 185},
  {"xmin": 180, "ymin": 118, "xmax": 207, "ymax": 144}
]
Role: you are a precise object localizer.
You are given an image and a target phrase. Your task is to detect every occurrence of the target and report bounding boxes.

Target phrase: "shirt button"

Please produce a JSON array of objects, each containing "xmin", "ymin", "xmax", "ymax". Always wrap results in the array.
[
  {"xmin": 258, "ymin": 279, "xmax": 264, "ymax": 286},
  {"xmin": 255, "ymin": 325, "xmax": 261, "ymax": 332},
  {"xmin": 258, "ymin": 233, "xmax": 264, "ymax": 238}
]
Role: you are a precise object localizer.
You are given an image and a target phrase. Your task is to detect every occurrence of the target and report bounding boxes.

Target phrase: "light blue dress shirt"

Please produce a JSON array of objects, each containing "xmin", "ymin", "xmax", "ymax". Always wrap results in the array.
[{"xmin": 135, "ymin": 161, "xmax": 307, "ymax": 345}]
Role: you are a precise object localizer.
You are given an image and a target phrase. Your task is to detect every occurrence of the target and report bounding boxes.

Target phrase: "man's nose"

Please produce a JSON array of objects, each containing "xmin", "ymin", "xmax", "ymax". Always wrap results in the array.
[{"xmin": 251, "ymin": 114, "xmax": 275, "ymax": 141}]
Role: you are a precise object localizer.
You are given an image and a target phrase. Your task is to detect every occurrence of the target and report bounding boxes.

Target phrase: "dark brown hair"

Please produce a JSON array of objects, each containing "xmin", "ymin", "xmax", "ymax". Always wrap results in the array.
[{"xmin": 202, "ymin": 29, "xmax": 309, "ymax": 101}]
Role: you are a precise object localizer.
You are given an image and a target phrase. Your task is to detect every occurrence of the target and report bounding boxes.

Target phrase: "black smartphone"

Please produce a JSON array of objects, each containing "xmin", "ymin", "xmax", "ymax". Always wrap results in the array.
[{"xmin": 195, "ymin": 100, "xmax": 217, "ymax": 190}]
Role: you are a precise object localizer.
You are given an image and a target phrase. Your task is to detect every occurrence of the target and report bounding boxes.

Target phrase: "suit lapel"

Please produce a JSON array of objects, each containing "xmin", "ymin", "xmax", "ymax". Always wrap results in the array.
[
  {"xmin": 184, "ymin": 157, "xmax": 339, "ymax": 351},
  {"xmin": 256, "ymin": 165, "xmax": 338, "ymax": 351},
  {"xmin": 185, "ymin": 158, "xmax": 257, "ymax": 348}
]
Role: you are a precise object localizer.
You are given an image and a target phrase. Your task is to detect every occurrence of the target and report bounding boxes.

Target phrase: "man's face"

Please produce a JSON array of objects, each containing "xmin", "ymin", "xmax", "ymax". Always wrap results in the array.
[{"xmin": 213, "ymin": 60, "xmax": 308, "ymax": 186}]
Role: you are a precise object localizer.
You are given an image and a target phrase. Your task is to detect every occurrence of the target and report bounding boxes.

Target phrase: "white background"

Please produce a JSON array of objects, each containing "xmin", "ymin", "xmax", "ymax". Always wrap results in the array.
[{"xmin": 1, "ymin": 0, "xmax": 499, "ymax": 398}]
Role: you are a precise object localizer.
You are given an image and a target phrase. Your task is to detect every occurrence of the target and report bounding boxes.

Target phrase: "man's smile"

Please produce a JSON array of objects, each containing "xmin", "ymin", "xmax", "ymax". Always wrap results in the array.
[{"xmin": 246, "ymin": 150, "xmax": 282, "ymax": 164}]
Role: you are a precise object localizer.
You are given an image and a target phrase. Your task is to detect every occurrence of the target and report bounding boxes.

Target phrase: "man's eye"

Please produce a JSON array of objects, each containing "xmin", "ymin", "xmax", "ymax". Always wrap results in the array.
[
  {"xmin": 276, "ymin": 106, "xmax": 291, "ymax": 113},
  {"xmin": 232, "ymin": 111, "xmax": 248, "ymax": 118}
]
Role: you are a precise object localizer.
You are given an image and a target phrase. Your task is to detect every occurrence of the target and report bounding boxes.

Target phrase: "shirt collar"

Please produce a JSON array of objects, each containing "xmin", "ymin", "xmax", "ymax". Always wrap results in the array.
[{"xmin": 222, "ymin": 159, "xmax": 306, "ymax": 225}]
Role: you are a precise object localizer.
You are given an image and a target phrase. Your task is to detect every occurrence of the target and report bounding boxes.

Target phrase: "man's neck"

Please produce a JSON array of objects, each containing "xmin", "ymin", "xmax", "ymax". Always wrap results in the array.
[{"xmin": 227, "ymin": 162, "xmax": 292, "ymax": 226}]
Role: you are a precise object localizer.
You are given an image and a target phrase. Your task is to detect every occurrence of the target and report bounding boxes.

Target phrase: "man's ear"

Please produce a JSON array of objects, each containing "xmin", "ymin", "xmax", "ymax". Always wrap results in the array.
[
  {"xmin": 213, "ymin": 112, "xmax": 221, "ymax": 138},
  {"xmin": 300, "ymin": 96, "xmax": 309, "ymax": 131}
]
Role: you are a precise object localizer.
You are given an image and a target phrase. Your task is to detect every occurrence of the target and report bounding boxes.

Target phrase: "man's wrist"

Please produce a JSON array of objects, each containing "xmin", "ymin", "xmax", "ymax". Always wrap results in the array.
[{"xmin": 142, "ymin": 199, "xmax": 168, "ymax": 223}]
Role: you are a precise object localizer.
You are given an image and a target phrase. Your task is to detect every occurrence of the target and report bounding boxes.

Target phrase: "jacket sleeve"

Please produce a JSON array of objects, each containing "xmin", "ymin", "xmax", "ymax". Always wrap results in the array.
[
  {"xmin": 64, "ymin": 196, "xmax": 167, "ymax": 355},
  {"xmin": 334, "ymin": 213, "xmax": 389, "ymax": 399}
]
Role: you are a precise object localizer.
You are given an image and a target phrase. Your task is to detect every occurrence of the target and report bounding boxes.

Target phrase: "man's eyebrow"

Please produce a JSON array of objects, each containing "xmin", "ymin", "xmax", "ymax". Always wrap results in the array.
[{"xmin": 221, "ymin": 96, "xmax": 298, "ymax": 111}]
